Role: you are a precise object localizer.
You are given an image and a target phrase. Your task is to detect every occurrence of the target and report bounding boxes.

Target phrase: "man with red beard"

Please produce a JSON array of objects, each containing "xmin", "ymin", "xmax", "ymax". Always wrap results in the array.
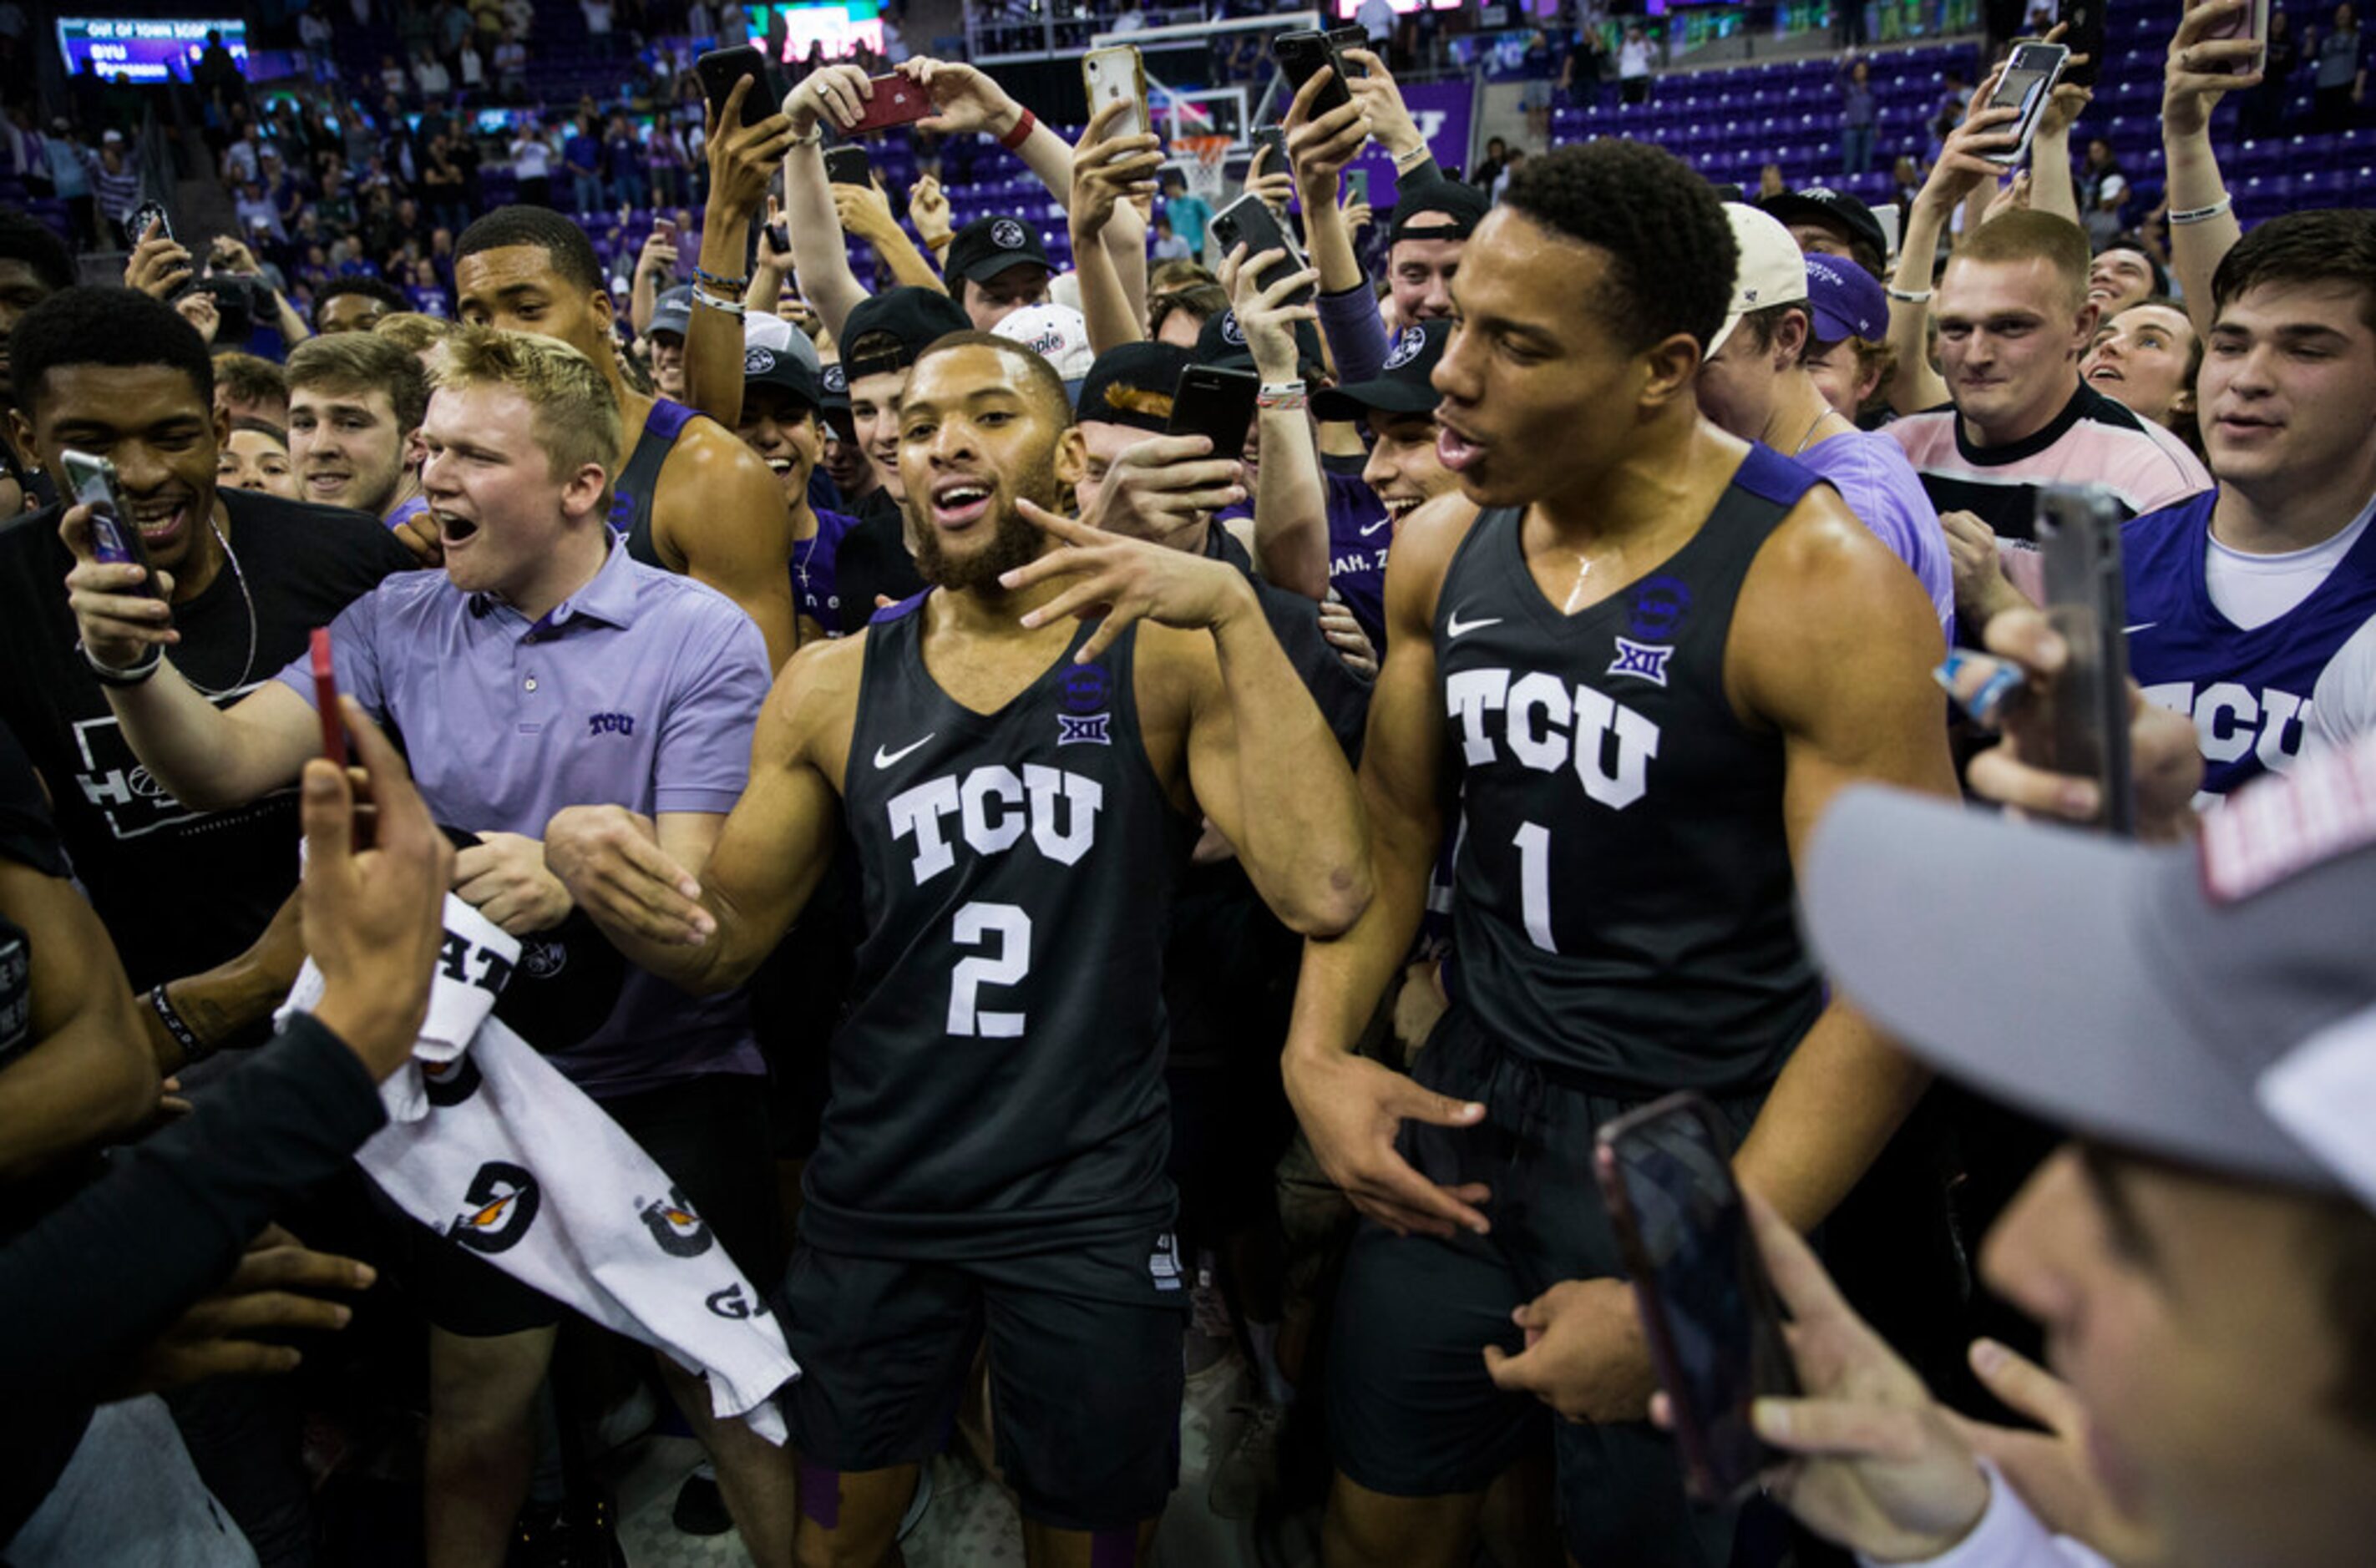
[{"xmin": 545, "ymin": 332, "xmax": 1370, "ymax": 1567}]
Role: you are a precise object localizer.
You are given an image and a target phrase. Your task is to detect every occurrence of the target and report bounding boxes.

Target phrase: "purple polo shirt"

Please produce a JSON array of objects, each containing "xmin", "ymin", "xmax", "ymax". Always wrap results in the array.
[
  {"xmin": 275, "ymin": 539, "xmax": 771, "ymax": 1097},
  {"xmin": 1797, "ymin": 427, "xmax": 1958, "ymax": 643}
]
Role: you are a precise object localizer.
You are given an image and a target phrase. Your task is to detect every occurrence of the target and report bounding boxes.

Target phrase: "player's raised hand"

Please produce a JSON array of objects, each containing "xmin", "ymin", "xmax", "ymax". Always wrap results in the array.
[
  {"xmin": 545, "ymin": 804, "xmax": 715, "ymax": 947},
  {"xmin": 1003, "ymin": 499, "xmax": 1262, "ymax": 663},
  {"xmin": 1077, "ymin": 432, "xmax": 1244, "ymax": 547},
  {"xmin": 1282, "ymin": 1046, "xmax": 1491, "ymax": 1237}
]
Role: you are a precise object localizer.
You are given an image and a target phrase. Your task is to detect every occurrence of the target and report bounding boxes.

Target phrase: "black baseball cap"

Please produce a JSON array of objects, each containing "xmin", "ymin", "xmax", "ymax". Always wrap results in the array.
[
  {"xmin": 1312, "ymin": 320, "xmax": 1449, "ymax": 422},
  {"xmin": 1076, "ymin": 341, "xmax": 1195, "ymax": 435},
  {"xmin": 944, "ymin": 215, "xmax": 1054, "ymax": 287},
  {"xmin": 1192, "ymin": 306, "xmax": 1326, "ymax": 379},
  {"xmin": 1760, "ymin": 186, "xmax": 1889, "ymax": 271},
  {"xmin": 840, "ymin": 286, "xmax": 970, "ymax": 381},
  {"xmin": 1388, "ymin": 177, "xmax": 1491, "ymax": 246},
  {"xmin": 742, "ymin": 341, "xmax": 821, "ymax": 411}
]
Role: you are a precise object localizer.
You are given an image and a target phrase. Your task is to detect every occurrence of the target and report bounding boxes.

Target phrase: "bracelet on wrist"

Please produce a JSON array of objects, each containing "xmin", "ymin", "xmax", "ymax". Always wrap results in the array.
[
  {"xmin": 1884, "ymin": 285, "xmax": 1933, "ymax": 304},
  {"xmin": 692, "ymin": 265, "xmax": 749, "ymax": 292},
  {"xmin": 79, "ymin": 638, "xmax": 161, "ymax": 687},
  {"xmin": 150, "ymin": 983, "xmax": 214, "ymax": 1067},
  {"xmin": 2168, "ymin": 195, "xmax": 2232, "ymax": 225},
  {"xmin": 692, "ymin": 290, "xmax": 748, "ymax": 318},
  {"xmin": 1258, "ymin": 381, "xmax": 1309, "ymax": 412},
  {"xmin": 998, "ymin": 107, "xmax": 1036, "ymax": 152},
  {"xmin": 1391, "ymin": 144, "xmax": 1431, "ymax": 172}
]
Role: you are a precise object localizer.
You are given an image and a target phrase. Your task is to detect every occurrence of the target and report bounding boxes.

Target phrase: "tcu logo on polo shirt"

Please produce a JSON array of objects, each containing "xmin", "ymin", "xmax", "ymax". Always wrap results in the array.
[{"xmin": 991, "ymin": 218, "xmax": 1028, "ymax": 250}]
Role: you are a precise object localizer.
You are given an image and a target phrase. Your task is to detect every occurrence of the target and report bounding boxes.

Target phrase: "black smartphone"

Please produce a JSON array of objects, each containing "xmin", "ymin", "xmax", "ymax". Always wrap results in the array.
[
  {"xmin": 1325, "ymin": 23, "xmax": 1371, "ymax": 69},
  {"xmin": 2036, "ymin": 485, "xmax": 2136, "ymax": 837},
  {"xmin": 1272, "ymin": 30, "xmax": 1355, "ymax": 116},
  {"xmin": 59, "ymin": 448, "xmax": 164, "ymax": 602},
  {"xmin": 1596, "ymin": 1092, "xmax": 1799, "ymax": 1505},
  {"xmin": 1979, "ymin": 41, "xmax": 2070, "ymax": 166},
  {"xmin": 123, "ymin": 199, "xmax": 174, "ymax": 250},
  {"xmin": 1251, "ymin": 124, "xmax": 1290, "ymax": 179},
  {"xmin": 1166, "ymin": 364, "xmax": 1262, "ymax": 456},
  {"xmin": 2056, "ymin": 0, "xmax": 2106, "ymax": 87},
  {"xmin": 1208, "ymin": 190, "xmax": 1315, "ymax": 306},
  {"xmin": 824, "ymin": 145, "xmax": 873, "ymax": 187},
  {"xmin": 696, "ymin": 46, "xmax": 778, "ymax": 129}
]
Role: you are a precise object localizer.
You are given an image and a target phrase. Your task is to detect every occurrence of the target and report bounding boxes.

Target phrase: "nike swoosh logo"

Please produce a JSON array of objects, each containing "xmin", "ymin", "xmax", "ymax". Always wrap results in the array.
[
  {"xmin": 2122, "ymin": 622, "xmax": 2157, "ymax": 635},
  {"xmin": 1360, "ymin": 518, "xmax": 1391, "ymax": 536},
  {"xmin": 1446, "ymin": 612, "xmax": 1502, "ymax": 639},
  {"xmin": 873, "ymin": 734, "xmax": 935, "ymax": 770}
]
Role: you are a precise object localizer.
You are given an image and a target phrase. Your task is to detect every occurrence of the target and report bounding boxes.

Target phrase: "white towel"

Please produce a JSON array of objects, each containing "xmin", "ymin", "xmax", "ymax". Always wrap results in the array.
[{"xmin": 280, "ymin": 895, "xmax": 798, "ymax": 1442}]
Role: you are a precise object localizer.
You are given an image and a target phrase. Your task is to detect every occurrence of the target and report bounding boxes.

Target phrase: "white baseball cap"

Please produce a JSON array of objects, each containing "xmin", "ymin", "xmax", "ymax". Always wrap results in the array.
[
  {"xmin": 1710, "ymin": 202, "xmax": 1811, "ymax": 359},
  {"xmin": 991, "ymin": 301, "xmax": 1095, "ymax": 382}
]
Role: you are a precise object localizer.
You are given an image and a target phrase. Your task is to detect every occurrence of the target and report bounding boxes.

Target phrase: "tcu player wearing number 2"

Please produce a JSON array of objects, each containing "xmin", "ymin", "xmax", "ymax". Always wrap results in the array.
[
  {"xmin": 546, "ymin": 332, "xmax": 1369, "ymax": 1567},
  {"xmin": 1279, "ymin": 142, "xmax": 1959, "ymax": 1568}
]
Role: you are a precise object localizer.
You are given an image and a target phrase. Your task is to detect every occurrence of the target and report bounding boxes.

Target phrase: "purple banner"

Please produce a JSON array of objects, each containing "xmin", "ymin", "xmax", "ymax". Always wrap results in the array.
[{"xmin": 1343, "ymin": 79, "xmax": 1476, "ymax": 209}]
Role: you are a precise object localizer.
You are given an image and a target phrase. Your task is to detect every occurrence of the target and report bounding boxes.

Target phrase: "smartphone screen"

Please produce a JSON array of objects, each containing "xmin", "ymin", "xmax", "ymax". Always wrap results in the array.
[
  {"xmin": 2036, "ymin": 485, "xmax": 2135, "ymax": 836},
  {"xmin": 1596, "ymin": 1094, "xmax": 1798, "ymax": 1503},
  {"xmin": 312, "ymin": 627, "xmax": 347, "ymax": 763},
  {"xmin": 1983, "ymin": 43, "xmax": 2068, "ymax": 165}
]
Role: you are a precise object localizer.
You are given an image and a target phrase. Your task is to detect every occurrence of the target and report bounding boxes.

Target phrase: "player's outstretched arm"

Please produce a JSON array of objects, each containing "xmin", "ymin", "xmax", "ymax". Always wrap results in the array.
[
  {"xmin": 1730, "ymin": 493, "xmax": 1962, "ymax": 1232},
  {"xmin": 546, "ymin": 641, "xmax": 854, "ymax": 993},
  {"xmin": 1282, "ymin": 494, "xmax": 1496, "ymax": 1240}
]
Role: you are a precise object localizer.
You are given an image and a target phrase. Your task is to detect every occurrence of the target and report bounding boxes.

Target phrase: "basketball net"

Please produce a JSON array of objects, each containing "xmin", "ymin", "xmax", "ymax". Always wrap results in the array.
[{"xmin": 1175, "ymin": 134, "xmax": 1232, "ymax": 204}]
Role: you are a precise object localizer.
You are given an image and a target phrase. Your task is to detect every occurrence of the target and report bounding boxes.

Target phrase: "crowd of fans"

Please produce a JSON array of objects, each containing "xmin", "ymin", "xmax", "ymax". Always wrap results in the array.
[{"xmin": 1, "ymin": 3, "xmax": 2373, "ymax": 1567}]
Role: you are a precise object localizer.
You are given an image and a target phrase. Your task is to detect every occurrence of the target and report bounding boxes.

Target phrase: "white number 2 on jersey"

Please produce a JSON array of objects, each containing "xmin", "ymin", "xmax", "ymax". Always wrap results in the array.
[{"xmin": 948, "ymin": 901, "xmax": 1031, "ymax": 1037}]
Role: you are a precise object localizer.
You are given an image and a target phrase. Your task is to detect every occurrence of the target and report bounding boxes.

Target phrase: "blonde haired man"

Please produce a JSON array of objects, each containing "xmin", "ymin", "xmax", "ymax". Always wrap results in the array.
[{"xmin": 58, "ymin": 324, "xmax": 793, "ymax": 1568}]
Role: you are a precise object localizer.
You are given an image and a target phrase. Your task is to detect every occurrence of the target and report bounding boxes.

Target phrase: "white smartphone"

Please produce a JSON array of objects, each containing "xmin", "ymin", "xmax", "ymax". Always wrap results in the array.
[
  {"xmin": 1982, "ymin": 42, "xmax": 2070, "ymax": 167},
  {"xmin": 1082, "ymin": 44, "xmax": 1149, "ymax": 144}
]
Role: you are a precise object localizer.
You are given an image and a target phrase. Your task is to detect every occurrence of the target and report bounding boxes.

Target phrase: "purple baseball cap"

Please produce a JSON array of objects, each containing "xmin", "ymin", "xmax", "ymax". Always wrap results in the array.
[{"xmin": 1803, "ymin": 253, "xmax": 1887, "ymax": 345}]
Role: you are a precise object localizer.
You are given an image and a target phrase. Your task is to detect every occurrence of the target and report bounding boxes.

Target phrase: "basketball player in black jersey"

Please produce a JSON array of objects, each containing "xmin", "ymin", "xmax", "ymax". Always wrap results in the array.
[
  {"xmin": 1282, "ymin": 142, "xmax": 1959, "ymax": 1566},
  {"xmin": 545, "ymin": 334, "xmax": 1370, "ymax": 1566},
  {"xmin": 448, "ymin": 206, "xmax": 801, "ymax": 669}
]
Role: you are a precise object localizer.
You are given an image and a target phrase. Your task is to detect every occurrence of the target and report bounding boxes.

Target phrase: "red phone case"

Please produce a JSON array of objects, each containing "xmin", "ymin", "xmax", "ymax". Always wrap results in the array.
[
  {"xmin": 312, "ymin": 627, "xmax": 346, "ymax": 764},
  {"xmin": 845, "ymin": 75, "xmax": 931, "ymax": 136}
]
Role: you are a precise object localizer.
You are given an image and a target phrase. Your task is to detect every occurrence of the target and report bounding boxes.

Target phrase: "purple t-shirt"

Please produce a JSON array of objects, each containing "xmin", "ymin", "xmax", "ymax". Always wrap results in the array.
[
  {"xmin": 275, "ymin": 539, "xmax": 773, "ymax": 1096},
  {"xmin": 1797, "ymin": 427, "xmax": 1958, "ymax": 641},
  {"xmin": 1219, "ymin": 470, "xmax": 1391, "ymax": 647},
  {"xmin": 792, "ymin": 508, "xmax": 859, "ymax": 634}
]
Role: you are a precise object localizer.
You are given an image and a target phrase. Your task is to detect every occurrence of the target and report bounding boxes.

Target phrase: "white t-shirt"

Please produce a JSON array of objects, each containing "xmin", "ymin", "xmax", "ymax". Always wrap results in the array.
[
  {"xmin": 1619, "ymin": 39, "xmax": 1654, "ymax": 78},
  {"xmin": 510, "ymin": 136, "xmax": 553, "ymax": 179},
  {"xmin": 582, "ymin": 0, "xmax": 613, "ymax": 33},
  {"xmin": 2206, "ymin": 495, "xmax": 2376, "ymax": 630},
  {"xmin": 459, "ymin": 45, "xmax": 485, "ymax": 85},
  {"xmin": 2312, "ymin": 613, "xmax": 2376, "ymax": 751}
]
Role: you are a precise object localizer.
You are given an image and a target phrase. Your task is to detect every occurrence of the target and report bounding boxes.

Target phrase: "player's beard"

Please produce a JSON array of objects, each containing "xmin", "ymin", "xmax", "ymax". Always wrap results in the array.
[{"xmin": 908, "ymin": 450, "xmax": 1063, "ymax": 595}]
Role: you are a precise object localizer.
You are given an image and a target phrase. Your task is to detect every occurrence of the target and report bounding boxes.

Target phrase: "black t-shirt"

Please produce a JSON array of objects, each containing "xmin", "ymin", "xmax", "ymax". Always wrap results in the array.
[
  {"xmin": 0, "ymin": 488, "xmax": 416, "ymax": 990},
  {"xmin": 833, "ymin": 487, "xmax": 928, "ymax": 635},
  {"xmin": 0, "ymin": 716, "xmax": 63, "ymax": 1076}
]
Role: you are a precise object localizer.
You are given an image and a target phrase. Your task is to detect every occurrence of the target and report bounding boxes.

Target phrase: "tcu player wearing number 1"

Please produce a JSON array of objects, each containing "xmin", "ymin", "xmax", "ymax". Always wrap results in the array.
[
  {"xmin": 1279, "ymin": 142, "xmax": 1959, "ymax": 1567},
  {"xmin": 546, "ymin": 333, "xmax": 1369, "ymax": 1566}
]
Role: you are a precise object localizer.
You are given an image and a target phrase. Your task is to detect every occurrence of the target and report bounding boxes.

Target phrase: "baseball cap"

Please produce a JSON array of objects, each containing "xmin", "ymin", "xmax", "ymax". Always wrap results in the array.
[
  {"xmin": 1388, "ymin": 178, "xmax": 1492, "ymax": 246},
  {"xmin": 743, "ymin": 308, "xmax": 823, "ymax": 372},
  {"xmin": 742, "ymin": 340, "xmax": 821, "ymax": 410},
  {"xmin": 1804, "ymin": 252, "xmax": 1887, "ymax": 344},
  {"xmin": 1076, "ymin": 341, "xmax": 1195, "ymax": 435},
  {"xmin": 991, "ymin": 301, "xmax": 1095, "ymax": 383},
  {"xmin": 1311, "ymin": 320, "xmax": 1450, "ymax": 422},
  {"xmin": 840, "ymin": 285, "xmax": 970, "ymax": 380},
  {"xmin": 649, "ymin": 284, "xmax": 692, "ymax": 341},
  {"xmin": 1709, "ymin": 203, "xmax": 1809, "ymax": 358},
  {"xmin": 1193, "ymin": 306, "xmax": 1326, "ymax": 379},
  {"xmin": 1759, "ymin": 186, "xmax": 1889, "ymax": 270},
  {"xmin": 944, "ymin": 215, "xmax": 1053, "ymax": 287},
  {"xmin": 102, "ymin": 129, "xmax": 124, "ymax": 145},
  {"xmin": 1800, "ymin": 733, "xmax": 2376, "ymax": 1204}
]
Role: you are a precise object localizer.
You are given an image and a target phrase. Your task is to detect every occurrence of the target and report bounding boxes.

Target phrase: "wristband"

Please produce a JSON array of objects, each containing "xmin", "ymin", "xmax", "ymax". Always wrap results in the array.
[
  {"xmin": 692, "ymin": 265, "xmax": 749, "ymax": 292},
  {"xmin": 2168, "ymin": 195, "xmax": 2232, "ymax": 225},
  {"xmin": 692, "ymin": 289, "xmax": 747, "ymax": 317},
  {"xmin": 1259, "ymin": 381, "xmax": 1309, "ymax": 412},
  {"xmin": 150, "ymin": 983, "xmax": 214, "ymax": 1066},
  {"xmin": 1884, "ymin": 286, "xmax": 1933, "ymax": 303},
  {"xmin": 999, "ymin": 107, "xmax": 1036, "ymax": 151},
  {"xmin": 79, "ymin": 638, "xmax": 161, "ymax": 686},
  {"xmin": 1392, "ymin": 144, "xmax": 1432, "ymax": 172}
]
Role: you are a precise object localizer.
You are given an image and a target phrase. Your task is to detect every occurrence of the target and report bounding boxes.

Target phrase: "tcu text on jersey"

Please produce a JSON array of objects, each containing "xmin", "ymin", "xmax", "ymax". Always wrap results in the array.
[
  {"xmin": 1446, "ymin": 667, "xmax": 1664, "ymax": 810},
  {"xmin": 2143, "ymin": 680, "xmax": 2314, "ymax": 781},
  {"xmin": 885, "ymin": 764, "xmax": 1106, "ymax": 885}
]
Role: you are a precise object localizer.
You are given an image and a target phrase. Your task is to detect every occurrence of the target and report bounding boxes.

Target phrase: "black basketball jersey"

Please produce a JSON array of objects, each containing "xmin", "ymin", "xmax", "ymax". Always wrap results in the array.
[
  {"xmin": 1436, "ymin": 444, "xmax": 1826, "ymax": 1093},
  {"xmin": 801, "ymin": 599, "xmax": 1193, "ymax": 1260}
]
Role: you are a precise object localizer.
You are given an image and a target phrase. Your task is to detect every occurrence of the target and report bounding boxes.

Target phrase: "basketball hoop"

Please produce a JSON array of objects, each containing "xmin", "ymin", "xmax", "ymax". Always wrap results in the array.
[{"xmin": 1175, "ymin": 134, "xmax": 1232, "ymax": 204}]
